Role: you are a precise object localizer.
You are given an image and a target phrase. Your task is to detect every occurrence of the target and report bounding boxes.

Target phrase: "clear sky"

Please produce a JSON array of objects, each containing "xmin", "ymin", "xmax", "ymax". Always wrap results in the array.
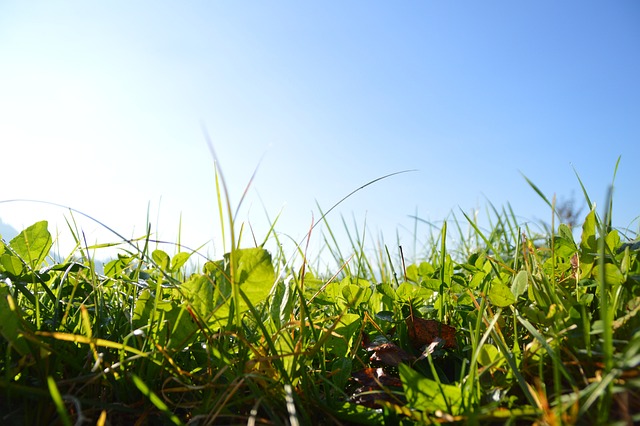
[{"xmin": 1, "ymin": 1, "xmax": 639, "ymax": 269}]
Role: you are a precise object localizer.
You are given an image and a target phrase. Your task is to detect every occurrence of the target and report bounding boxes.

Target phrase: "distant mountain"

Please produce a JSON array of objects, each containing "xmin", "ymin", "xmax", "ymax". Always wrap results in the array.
[{"xmin": 0, "ymin": 219, "xmax": 19, "ymax": 241}]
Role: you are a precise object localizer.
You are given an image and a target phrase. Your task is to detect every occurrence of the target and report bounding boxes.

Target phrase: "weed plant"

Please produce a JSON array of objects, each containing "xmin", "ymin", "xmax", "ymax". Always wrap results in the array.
[{"xmin": 1, "ymin": 162, "xmax": 639, "ymax": 425}]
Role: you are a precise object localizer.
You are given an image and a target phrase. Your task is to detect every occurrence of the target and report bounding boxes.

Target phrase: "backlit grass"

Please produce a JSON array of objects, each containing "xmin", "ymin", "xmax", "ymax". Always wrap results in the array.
[{"xmin": 1, "ymin": 163, "xmax": 638, "ymax": 425}]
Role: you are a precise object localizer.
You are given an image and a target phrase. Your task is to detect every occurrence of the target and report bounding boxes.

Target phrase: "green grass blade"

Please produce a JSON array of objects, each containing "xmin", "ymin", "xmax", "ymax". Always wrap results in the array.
[
  {"xmin": 131, "ymin": 374, "xmax": 184, "ymax": 426},
  {"xmin": 47, "ymin": 376, "xmax": 72, "ymax": 426}
]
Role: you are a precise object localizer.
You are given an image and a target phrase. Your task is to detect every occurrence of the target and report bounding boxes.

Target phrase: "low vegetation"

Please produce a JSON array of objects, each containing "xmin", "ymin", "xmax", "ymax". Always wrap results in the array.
[{"xmin": 1, "ymin": 165, "xmax": 638, "ymax": 425}]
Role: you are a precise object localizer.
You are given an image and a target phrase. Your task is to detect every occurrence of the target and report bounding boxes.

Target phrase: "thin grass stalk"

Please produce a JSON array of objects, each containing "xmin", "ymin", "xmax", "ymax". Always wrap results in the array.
[
  {"xmin": 597, "ymin": 187, "xmax": 615, "ymax": 421},
  {"xmin": 438, "ymin": 221, "xmax": 447, "ymax": 323}
]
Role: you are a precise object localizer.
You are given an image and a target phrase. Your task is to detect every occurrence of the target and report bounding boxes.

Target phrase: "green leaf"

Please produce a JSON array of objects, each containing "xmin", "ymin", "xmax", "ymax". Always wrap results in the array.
[
  {"xmin": 342, "ymin": 283, "xmax": 372, "ymax": 307},
  {"xmin": 233, "ymin": 247, "xmax": 275, "ymax": 307},
  {"xmin": 376, "ymin": 282, "xmax": 396, "ymax": 300},
  {"xmin": 405, "ymin": 264, "xmax": 419, "ymax": 282},
  {"xmin": 593, "ymin": 263, "xmax": 624, "ymax": 287},
  {"xmin": 133, "ymin": 289, "xmax": 198, "ymax": 349},
  {"xmin": 489, "ymin": 280, "xmax": 516, "ymax": 307},
  {"xmin": 396, "ymin": 282, "xmax": 433, "ymax": 302},
  {"xmin": 9, "ymin": 221, "xmax": 52, "ymax": 269},
  {"xmin": 477, "ymin": 343, "xmax": 505, "ymax": 369},
  {"xmin": 131, "ymin": 374, "xmax": 184, "ymax": 426},
  {"xmin": 0, "ymin": 253, "xmax": 24, "ymax": 276},
  {"xmin": 375, "ymin": 311, "xmax": 395, "ymax": 322},
  {"xmin": 558, "ymin": 223, "xmax": 576, "ymax": 247},
  {"xmin": 181, "ymin": 274, "xmax": 214, "ymax": 317},
  {"xmin": 554, "ymin": 224, "xmax": 578, "ymax": 258},
  {"xmin": 270, "ymin": 280, "xmax": 294, "ymax": 329},
  {"xmin": 604, "ymin": 230, "xmax": 620, "ymax": 253},
  {"xmin": 331, "ymin": 358, "xmax": 353, "ymax": 391},
  {"xmin": 399, "ymin": 363, "xmax": 462, "ymax": 415},
  {"xmin": 152, "ymin": 250, "xmax": 170, "ymax": 270},
  {"xmin": 327, "ymin": 313, "xmax": 362, "ymax": 357},
  {"xmin": 580, "ymin": 210, "xmax": 597, "ymax": 259},
  {"xmin": 334, "ymin": 402, "xmax": 385, "ymax": 424},
  {"xmin": 511, "ymin": 270, "xmax": 529, "ymax": 299},
  {"xmin": 207, "ymin": 248, "xmax": 276, "ymax": 323},
  {"xmin": 170, "ymin": 252, "xmax": 191, "ymax": 271}
]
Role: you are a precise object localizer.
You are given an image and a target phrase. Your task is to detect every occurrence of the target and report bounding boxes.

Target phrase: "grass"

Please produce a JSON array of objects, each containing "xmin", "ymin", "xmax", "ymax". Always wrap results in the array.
[{"xmin": 1, "ymin": 161, "xmax": 639, "ymax": 425}]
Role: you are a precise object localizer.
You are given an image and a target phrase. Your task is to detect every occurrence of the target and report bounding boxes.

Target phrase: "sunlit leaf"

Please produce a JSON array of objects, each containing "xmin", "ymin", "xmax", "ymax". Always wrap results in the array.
[
  {"xmin": 477, "ymin": 343, "xmax": 505, "ymax": 369},
  {"xmin": 9, "ymin": 221, "xmax": 52, "ymax": 269},
  {"xmin": 489, "ymin": 280, "xmax": 516, "ymax": 307},
  {"xmin": 181, "ymin": 274, "xmax": 214, "ymax": 317},
  {"xmin": 327, "ymin": 313, "xmax": 361, "ymax": 357},
  {"xmin": 133, "ymin": 289, "xmax": 198, "ymax": 349},
  {"xmin": 405, "ymin": 264, "xmax": 419, "ymax": 282},
  {"xmin": 558, "ymin": 223, "xmax": 576, "ymax": 247},
  {"xmin": 580, "ymin": 210, "xmax": 597, "ymax": 262},
  {"xmin": 511, "ymin": 270, "xmax": 529, "ymax": 299},
  {"xmin": 205, "ymin": 248, "xmax": 276, "ymax": 323},
  {"xmin": 593, "ymin": 263, "xmax": 624, "ymax": 287},
  {"xmin": 0, "ymin": 253, "xmax": 24, "ymax": 276},
  {"xmin": 152, "ymin": 250, "xmax": 170, "ymax": 270},
  {"xmin": 399, "ymin": 363, "xmax": 462, "ymax": 414},
  {"xmin": 270, "ymin": 280, "xmax": 294, "ymax": 329},
  {"xmin": 396, "ymin": 282, "xmax": 433, "ymax": 302},
  {"xmin": 170, "ymin": 252, "xmax": 191, "ymax": 271}
]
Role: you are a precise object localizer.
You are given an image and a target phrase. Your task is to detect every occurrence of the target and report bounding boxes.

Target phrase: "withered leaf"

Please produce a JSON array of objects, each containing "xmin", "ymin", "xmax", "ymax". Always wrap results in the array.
[
  {"xmin": 352, "ymin": 367, "xmax": 403, "ymax": 388},
  {"xmin": 350, "ymin": 368, "xmax": 404, "ymax": 408},
  {"xmin": 366, "ymin": 342, "xmax": 415, "ymax": 367},
  {"xmin": 405, "ymin": 317, "xmax": 457, "ymax": 350}
]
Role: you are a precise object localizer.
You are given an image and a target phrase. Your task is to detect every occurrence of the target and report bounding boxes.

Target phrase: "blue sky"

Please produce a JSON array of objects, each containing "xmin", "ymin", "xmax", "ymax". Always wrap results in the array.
[{"xmin": 1, "ymin": 1, "xmax": 638, "ymax": 268}]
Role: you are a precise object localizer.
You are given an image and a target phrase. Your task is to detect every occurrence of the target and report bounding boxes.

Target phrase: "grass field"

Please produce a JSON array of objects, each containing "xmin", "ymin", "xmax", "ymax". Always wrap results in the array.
[{"xmin": 1, "ymin": 165, "xmax": 638, "ymax": 425}]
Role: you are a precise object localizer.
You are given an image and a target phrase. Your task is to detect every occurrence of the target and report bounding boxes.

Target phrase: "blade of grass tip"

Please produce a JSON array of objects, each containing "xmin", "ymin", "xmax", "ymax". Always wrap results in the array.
[
  {"xmin": 213, "ymin": 163, "xmax": 227, "ymax": 250},
  {"xmin": 131, "ymin": 374, "xmax": 184, "ymax": 426},
  {"xmin": 151, "ymin": 199, "xmax": 160, "ymax": 251},
  {"xmin": 399, "ymin": 245, "xmax": 407, "ymax": 282},
  {"xmin": 341, "ymin": 214, "xmax": 359, "ymax": 261},
  {"xmin": 316, "ymin": 201, "xmax": 347, "ymax": 269},
  {"xmin": 176, "ymin": 212, "xmax": 183, "ymax": 253},
  {"xmin": 520, "ymin": 172, "xmax": 553, "ymax": 209},
  {"xmin": 47, "ymin": 376, "xmax": 73, "ymax": 426},
  {"xmin": 133, "ymin": 223, "xmax": 152, "ymax": 282},
  {"xmin": 62, "ymin": 211, "xmax": 83, "ymax": 257},
  {"xmin": 255, "ymin": 192, "xmax": 284, "ymax": 248},
  {"xmin": 298, "ymin": 214, "xmax": 315, "ymax": 295},
  {"xmin": 232, "ymin": 156, "xmax": 264, "ymax": 225},
  {"xmin": 607, "ymin": 156, "xmax": 621, "ymax": 231},
  {"xmin": 201, "ymin": 126, "xmax": 242, "ymax": 326},
  {"xmin": 460, "ymin": 208, "xmax": 506, "ymax": 266},
  {"xmin": 451, "ymin": 213, "xmax": 471, "ymax": 258},
  {"xmin": 571, "ymin": 165, "xmax": 594, "ymax": 212},
  {"xmin": 309, "ymin": 170, "xmax": 416, "ymax": 273},
  {"xmin": 504, "ymin": 203, "xmax": 520, "ymax": 243},
  {"xmin": 348, "ymin": 213, "xmax": 375, "ymax": 279},
  {"xmin": 384, "ymin": 245, "xmax": 400, "ymax": 288},
  {"xmin": 302, "ymin": 170, "xmax": 418, "ymax": 244}
]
